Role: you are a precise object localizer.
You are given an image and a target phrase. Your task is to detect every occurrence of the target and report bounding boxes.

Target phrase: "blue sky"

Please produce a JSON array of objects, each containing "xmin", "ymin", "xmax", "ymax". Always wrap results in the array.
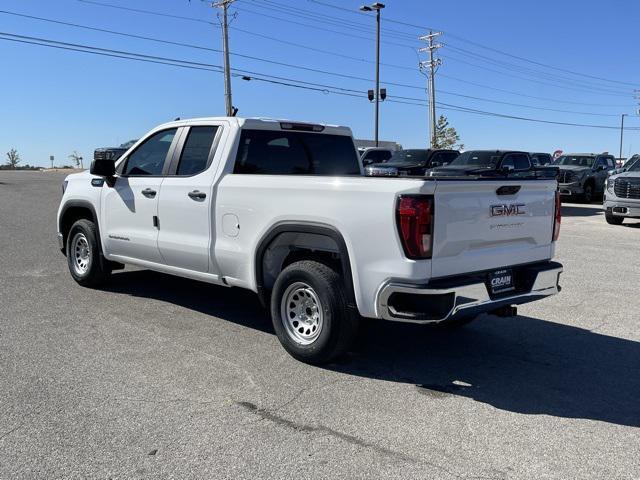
[{"xmin": 1, "ymin": 0, "xmax": 639, "ymax": 166}]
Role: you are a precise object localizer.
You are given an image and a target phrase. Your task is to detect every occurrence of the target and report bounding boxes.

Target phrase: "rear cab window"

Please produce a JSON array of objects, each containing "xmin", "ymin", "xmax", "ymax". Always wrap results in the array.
[
  {"xmin": 501, "ymin": 153, "xmax": 531, "ymax": 171},
  {"xmin": 234, "ymin": 129, "xmax": 360, "ymax": 175}
]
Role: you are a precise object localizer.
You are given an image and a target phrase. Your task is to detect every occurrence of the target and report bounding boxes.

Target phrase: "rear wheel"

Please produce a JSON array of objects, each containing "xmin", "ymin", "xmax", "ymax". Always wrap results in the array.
[
  {"xmin": 270, "ymin": 260, "xmax": 359, "ymax": 364},
  {"xmin": 66, "ymin": 219, "xmax": 111, "ymax": 287},
  {"xmin": 605, "ymin": 212, "xmax": 624, "ymax": 225}
]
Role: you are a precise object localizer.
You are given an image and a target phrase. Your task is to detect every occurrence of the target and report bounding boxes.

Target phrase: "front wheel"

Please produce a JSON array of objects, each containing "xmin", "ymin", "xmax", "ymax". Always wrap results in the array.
[
  {"xmin": 581, "ymin": 184, "xmax": 594, "ymax": 203},
  {"xmin": 270, "ymin": 260, "xmax": 359, "ymax": 365},
  {"xmin": 605, "ymin": 213, "xmax": 624, "ymax": 225},
  {"xmin": 66, "ymin": 219, "xmax": 111, "ymax": 287}
]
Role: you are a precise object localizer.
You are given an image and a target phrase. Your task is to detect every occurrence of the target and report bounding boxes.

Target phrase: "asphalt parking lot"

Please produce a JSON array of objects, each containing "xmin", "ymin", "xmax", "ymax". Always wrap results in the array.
[{"xmin": 1, "ymin": 171, "xmax": 639, "ymax": 479}]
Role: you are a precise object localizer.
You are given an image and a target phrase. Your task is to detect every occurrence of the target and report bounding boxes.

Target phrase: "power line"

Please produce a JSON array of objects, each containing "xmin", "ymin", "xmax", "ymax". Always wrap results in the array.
[
  {"xmin": 3, "ymin": 9, "xmax": 632, "ymax": 117},
  {"xmin": 72, "ymin": 0, "xmax": 638, "ymax": 101},
  {"xmin": 438, "ymin": 73, "xmax": 634, "ymax": 108},
  {"xmin": 3, "ymin": 31, "xmax": 639, "ymax": 132},
  {"xmin": 77, "ymin": 0, "xmax": 213, "ymax": 24},
  {"xmin": 73, "ymin": 0, "xmax": 414, "ymax": 71},
  {"xmin": 245, "ymin": 0, "xmax": 417, "ymax": 42},
  {"xmin": 443, "ymin": 45, "xmax": 631, "ymax": 95},
  {"xmin": 306, "ymin": 0, "xmax": 639, "ymax": 88},
  {"xmin": 227, "ymin": 1, "xmax": 635, "ymax": 96},
  {"xmin": 443, "ymin": 53, "xmax": 632, "ymax": 97}
]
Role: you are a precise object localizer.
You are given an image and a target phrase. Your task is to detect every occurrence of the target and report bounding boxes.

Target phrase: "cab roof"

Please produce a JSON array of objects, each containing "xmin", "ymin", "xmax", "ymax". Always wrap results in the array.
[{"xmin": 154, "ymin": 116, "xmax": 353, "ymax": 136}]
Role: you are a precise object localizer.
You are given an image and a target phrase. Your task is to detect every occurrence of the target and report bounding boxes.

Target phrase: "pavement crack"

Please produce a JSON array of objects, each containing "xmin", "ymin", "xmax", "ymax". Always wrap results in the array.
[
  {"xmin": 235, "ymin": 401, "xmax": 461, "ymax": 478},
  {"xmin": 0, "ymin": 423, "xmax": 25, "ymax": 442}
]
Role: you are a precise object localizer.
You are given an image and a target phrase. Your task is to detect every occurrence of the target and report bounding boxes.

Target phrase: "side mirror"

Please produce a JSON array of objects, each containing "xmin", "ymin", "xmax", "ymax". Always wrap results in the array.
[{"xmin": 90, "ymin": 158, "xmax": 116, "ymax": 177}]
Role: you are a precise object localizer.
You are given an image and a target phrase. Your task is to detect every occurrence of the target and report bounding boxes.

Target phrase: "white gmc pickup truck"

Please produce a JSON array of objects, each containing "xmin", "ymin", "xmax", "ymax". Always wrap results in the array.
[{"xmin": 57, "ymin": 117, "xmax": 563, "ymax": 364}]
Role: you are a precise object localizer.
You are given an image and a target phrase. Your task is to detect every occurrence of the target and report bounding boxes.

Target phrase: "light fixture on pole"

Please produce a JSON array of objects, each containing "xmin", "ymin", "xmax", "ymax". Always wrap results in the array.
[{"xmin": 360, "ymin": 2, "xmax": 385, "ymax": 147}]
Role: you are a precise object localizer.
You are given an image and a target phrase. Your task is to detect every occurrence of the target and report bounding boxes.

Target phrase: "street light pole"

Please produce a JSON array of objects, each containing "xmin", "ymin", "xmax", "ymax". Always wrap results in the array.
[
  {"xmin": 374, "ymin": 7, "xmax": 381, "ymax": 147},
  {"xmin": 360, "ymin": 3, "xmax": 385, "ymax": 147},
  {"xmin": 619, "ymin": 114, "xmax": 626, "ymax": 160}
]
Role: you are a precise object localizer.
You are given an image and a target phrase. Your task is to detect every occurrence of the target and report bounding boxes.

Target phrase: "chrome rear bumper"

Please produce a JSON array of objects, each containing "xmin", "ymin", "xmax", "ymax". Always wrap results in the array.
[{"xmin": 376, "ymin": 261, "xmax": 563, "ymax": 324}]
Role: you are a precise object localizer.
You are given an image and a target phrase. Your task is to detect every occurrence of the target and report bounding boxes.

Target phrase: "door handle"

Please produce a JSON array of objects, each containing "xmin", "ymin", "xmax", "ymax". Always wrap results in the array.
[
  {"xmin": 142, "ymin": 188, "xmax": 157, "ymax": 198},
  {"xmin": 188, "ymin": 190, "xmax": 207, "ymax": 200}
]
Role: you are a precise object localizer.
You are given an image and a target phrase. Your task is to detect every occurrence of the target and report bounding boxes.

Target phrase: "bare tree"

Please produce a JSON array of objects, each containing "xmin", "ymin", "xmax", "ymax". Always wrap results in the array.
[
  {"xmin": 68, "ymin": 151, "xmax": 84, "ymax": 169},
  {"xmin": 5, "ymin": 148, "xmax": 20, "ymax": 169}
]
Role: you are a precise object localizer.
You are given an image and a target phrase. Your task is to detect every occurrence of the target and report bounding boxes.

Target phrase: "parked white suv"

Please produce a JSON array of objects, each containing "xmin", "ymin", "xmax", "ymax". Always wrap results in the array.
[
  {"xmin": 57, "ymin": 117, "xmax": 563, "ymax": 364},
  {"xmin": 604, "ymin": 159, "xmax": 640, "ymax": 225}
]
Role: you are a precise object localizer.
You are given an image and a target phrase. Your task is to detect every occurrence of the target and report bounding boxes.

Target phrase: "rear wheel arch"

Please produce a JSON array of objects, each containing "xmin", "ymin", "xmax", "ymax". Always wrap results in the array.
[{"xmin": 255, "ymin": 222, "xmax": 356, "ymax": 308}]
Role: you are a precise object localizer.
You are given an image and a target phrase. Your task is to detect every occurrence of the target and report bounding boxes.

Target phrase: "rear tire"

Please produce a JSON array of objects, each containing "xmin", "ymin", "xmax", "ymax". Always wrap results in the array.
[
  {"xmin": 605, "ymin": 213, "xmax": 624, "ymax": 225},
  {"xmin": 66, "ymin": 219, "xmax": 111, "ymax": 287},
  {"xmin": 270, "ymin": 260, "xmax": 359, "ymax": 365}
]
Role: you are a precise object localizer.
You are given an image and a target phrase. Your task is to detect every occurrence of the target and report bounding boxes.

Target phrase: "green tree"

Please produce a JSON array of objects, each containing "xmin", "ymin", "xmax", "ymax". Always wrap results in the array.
[
  {"xmin": 5, "ymin": 148, "xmax": 20, "ymax": 169},
  {"xmin": 433, "ymin": 115, "xmax": 464, "ymax": 150}
]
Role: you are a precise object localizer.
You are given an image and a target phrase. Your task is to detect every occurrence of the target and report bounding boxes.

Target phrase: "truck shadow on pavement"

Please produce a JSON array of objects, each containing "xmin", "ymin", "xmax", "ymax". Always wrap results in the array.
[
  {"xmin": 560, "ymin": 204, "xmax": 604, "ymax": 217},
  {"xmin": 105, "ymin": 270, "xmax": 273, "ymax": 334},
  {"xmin": 337, "ymin": 316, "xmax": 640, "ymax": 428},
  {"xmin": 106, "ymin": 270, "xmax": 639, "ymax": 428}
]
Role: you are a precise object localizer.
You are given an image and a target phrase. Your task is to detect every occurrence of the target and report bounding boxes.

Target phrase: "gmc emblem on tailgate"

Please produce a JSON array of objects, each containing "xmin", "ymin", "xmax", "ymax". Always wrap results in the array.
[{"xmin": 490, "ymin": 204, "xmax": 526, "ymax": 217}]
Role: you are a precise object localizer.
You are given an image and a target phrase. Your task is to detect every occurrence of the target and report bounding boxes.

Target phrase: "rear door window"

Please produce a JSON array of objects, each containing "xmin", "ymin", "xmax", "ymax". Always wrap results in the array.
[
  {"xmin": 175, "ymin": 126, "xmax": 219, "ymax": 176},
  {"xmin": 234, "ymin": 129, "xmax": 360, "ymax": 175}
]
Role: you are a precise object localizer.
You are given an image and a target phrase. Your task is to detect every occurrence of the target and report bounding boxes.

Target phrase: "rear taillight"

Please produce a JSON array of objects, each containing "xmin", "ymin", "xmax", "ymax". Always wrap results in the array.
[
  {"xmin": 552, "ymin": 190, "xmax": 561, "ymax": 241},
  {"xmin": 396, "ymin": 195, "xmax": 433, "ymax": 259}
]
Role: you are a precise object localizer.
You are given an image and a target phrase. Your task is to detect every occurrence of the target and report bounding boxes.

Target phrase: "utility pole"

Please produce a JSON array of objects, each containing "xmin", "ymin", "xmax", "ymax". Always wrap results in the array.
[
  {"xmin": 419, "ymin": 31, "xmax": 442, "ymax": 148},
  {"xmin": 619, "ymin": 114, "xmax": 626, "ymax": 160},
  {"xmin": 210, "ymin": 0, "xmax": 236, "ymax": 116},
  {"xmin": 360, "ymin": 3, "xmax": 385, "ymax": 147}
]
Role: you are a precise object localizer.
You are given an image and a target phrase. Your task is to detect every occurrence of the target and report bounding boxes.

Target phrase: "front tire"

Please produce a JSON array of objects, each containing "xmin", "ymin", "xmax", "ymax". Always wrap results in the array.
[
  {"xmin": 581, "ymin": 183, "xmax": 594, "ymax": 203},
  {"xmin": 270, "ymin": 260, "xmax": 359, "ymax": 365},
  {"xmin": 605, "ymin": 212, "xmax": 624, "ymax": 225},
  {"xmin": 66, "ymin": 219, "xmax": 111, "ymax": 287}
]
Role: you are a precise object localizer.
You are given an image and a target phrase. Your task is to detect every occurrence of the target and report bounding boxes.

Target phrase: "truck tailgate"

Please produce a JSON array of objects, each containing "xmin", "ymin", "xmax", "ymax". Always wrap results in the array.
[{"xmin": 431, "ymin": 179, "xmax": 556, "ymax": 278}]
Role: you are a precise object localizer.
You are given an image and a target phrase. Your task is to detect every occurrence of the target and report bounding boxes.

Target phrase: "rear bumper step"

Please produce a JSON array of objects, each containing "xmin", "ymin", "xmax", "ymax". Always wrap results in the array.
[{"xmin": 376, "ymin": 261, "xmax": 562, "ymax": 324}]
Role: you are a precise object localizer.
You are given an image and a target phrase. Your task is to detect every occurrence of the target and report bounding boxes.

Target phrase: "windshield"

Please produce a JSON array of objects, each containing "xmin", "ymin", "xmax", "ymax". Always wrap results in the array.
[
  {"xmin": 625, "ymin": 156, "xmax": 639, "ymax": 169},
  {"xmin": 385, "ymin": 149, "xmax": 428, "ymax": 165},
  {"xmin": 628, "ymin": 159, "xmax": 640, "ymax": 172},
  {"xmin": 553, "ymin": 155, "xmax": 595, "ymax": 167},
  {"xmin": 448, "ymin": 151, "xmax": 500, "ymax": 167}
]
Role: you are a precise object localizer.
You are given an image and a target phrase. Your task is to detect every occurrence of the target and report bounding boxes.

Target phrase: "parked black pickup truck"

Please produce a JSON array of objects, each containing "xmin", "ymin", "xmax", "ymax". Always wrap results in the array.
[
  {"xmin": 554, "ymin": 153, "xmax": 616, "ymax": 203},
  {"xmin": 427, "ymin": 150, "xmax": 533, "ymax": 177},
  {"xmin": 364, "ymin": 148, "xmax": 459, "ymax": 176},
  {"xmin": 93, "ymin": 140, "xmax": 137, "ymax": 162}
]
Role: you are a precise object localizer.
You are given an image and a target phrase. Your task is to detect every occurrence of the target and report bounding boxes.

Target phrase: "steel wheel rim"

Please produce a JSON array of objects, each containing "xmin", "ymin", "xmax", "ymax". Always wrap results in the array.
[
  {"xmin": 71, "ymin": 232, "xmax": 91, "ymax": 275},
  {"xmin": 280, "ymin": 282, "xmax": 323, "ymax": 345}
]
